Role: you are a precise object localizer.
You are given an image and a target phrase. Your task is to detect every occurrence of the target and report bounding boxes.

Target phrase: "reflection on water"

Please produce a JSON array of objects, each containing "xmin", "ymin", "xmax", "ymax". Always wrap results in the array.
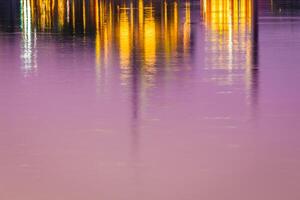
[
  {"xmin": 21, "ymin": 0, "xmax": 37, "ymax": 75},
  {"xmin": 9, "ymin": 0, "xmax": 258, "ymax": 87},
  {"xmin": 201, "ymin": 0, "xmax": 258, "ymax": 106},
  {"xmin": 1, "ymin": 1, "xmax": 300, "ymax": 200}
]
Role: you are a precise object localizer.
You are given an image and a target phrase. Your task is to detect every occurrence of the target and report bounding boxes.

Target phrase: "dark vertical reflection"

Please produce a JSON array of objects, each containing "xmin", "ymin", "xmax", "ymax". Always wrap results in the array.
[
  {"xmin": 130, "ymin": 44, "xmax": 141, "ymax": 161},
  {"xmin": 250, "ymin": 0, "xmax": 259, "ymax": 111}
]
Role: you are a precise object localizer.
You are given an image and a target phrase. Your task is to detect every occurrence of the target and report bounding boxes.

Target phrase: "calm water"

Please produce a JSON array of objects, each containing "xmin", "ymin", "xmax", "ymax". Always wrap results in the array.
[{"xmin": 1, "ymin": 0, "xmax": 300, "ymax": 199}]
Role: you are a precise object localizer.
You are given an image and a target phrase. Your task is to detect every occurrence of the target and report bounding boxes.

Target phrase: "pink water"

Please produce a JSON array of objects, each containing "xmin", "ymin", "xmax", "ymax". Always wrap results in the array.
[{"xmin": 0, "ymin": 0, "xmax": 300, "ymax": 199}]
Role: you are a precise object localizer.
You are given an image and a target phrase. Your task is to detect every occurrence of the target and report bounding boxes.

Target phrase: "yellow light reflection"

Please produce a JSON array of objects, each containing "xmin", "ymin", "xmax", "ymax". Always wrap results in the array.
[
  {"xmin": 183, "ymin": 1, "xmax": 191, "ymax": 54},
  {"xmin": 172, "ymin": 2, "xmax": 178, "ymax": 53},
  {"xmin": 202, "ymin": 0, "xmax": 254, "ymax": 86},
  {"xmin": 83, "ymin": 0, "xmax": 86, "ymax": 32},
  {"xmin": 20, "ymin": 0, "xmax": 192, "ymax": 85},
  {"xmin": 138, "ymin": 0, "xmax": 144, "ymax": 51},
  {"xmin": 95, "ymin": 0, "xmax": 100, "ymax": 31},
  {"xmin": 144, "ymin": 4, "xmax": 156, "ymax": 69},
  {"xmin": 119, "ymin": 6, "xmax": 131, "ymax": 69},
  {"xmin": 58, "ymin": 0, "xmax": 65, "ymax": 30},
  {"xmin": 118, "ymin": 5, "xmax": 132, "ymax": 85},
  {"xmin": 72, "ymin": 0, "xmax": 75, "ymax": 32}
]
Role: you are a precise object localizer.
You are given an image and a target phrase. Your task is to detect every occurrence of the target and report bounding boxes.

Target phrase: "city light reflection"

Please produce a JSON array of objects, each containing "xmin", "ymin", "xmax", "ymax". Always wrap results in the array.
[
  {"xmin": 119, "ymin": 5, "xmax": 132, "ymax": 85},
  {"xmin": 21, "ymin": 0, "xmax": 37, "ymax": 75},
  {"xmin": 18, "ymin": 0, "xmax": 258, "ymax": 91},
  {"xmin": 202, "ymin": 0, "xmax": 257, "ymax": 87}
]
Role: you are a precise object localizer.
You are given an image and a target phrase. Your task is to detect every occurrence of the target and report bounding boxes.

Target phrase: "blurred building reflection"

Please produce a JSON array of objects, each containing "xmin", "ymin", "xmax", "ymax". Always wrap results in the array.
[
  {"xmin": 15, "ymin": 0, "xmax": 263, "ymax": 104},
  {"xmin": 17, "ymin": 0, "xmax": 192, "ymax": 61},
  {"xmin": 15, "ymin": 0, "xmax": 263, "ymax": 112},
  {"xmin": 3, "ymin": 0, "xmax": 264, "ymax": 159}
]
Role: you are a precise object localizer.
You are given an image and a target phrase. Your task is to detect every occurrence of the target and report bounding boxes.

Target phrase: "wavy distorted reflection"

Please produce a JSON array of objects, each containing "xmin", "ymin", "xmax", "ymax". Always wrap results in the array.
[
  {"xmin": 19, "ymin": 0, "xmax": 192, "ymax": 71},
  {"xmin": 18, "ymin": 1, "xmax": 261, "ymax": 102},
  {"xmin": 18, "ymin": 0, "xmax": 260, "ymax": 154},
  {"xmin": 201, "ymin": 0, "xmax": 259, "ymax": 106}
]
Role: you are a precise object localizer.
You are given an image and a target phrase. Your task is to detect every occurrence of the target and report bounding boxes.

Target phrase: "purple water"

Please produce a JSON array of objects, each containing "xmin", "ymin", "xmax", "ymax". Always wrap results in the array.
[{"xmin": 0, "ymin": 0, "xmax": 300, "ymax": 199}]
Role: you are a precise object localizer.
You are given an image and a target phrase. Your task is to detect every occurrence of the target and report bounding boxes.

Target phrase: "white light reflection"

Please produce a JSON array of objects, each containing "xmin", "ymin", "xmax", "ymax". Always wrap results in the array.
[{"xmin": 21, "ymin": 0, "xmax": 37, "ymax": 76}]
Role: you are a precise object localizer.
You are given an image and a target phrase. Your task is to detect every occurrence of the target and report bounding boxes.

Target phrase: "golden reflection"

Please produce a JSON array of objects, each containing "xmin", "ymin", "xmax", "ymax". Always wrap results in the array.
[
  {"xmin": 57, "ymin": 0, "xmax": 65, "ymax": 30},
  {"xmin": 138, "ymin": 0, "xmax": 144, "ymax": 29},
  {"xmin": 138, "ymin": 0, "xmax": 144, "ymax": 53},
  {"xmin": 95, "ymin": 30, "xmax": 101, "ymax": 66},
  {"xmin": 143, "ymin": 4, "xmax": 156, "ymax": 69},
  {"xmin": 37, "ymin": 0, "xmax": 54, "ymax": 30},
  {"xmin": 119, "ymin": 6, "xmax": 131, "ymax": 69},
  {"xmin": 72, "ymin": 0, "xmax": 75, "ymax": 31},
  {"xmin": 163, "ymin": 1, "xmax": 169, "ymax": 57},
  {"xmin": 172, "ymin": 2, "xmax": 178, "ymax": 54},
  {"xmin": 202, "ymin": 0, "xmax": 255, "ymax": 86},
  {"xmin": 95, "ymin": 0, "xmax": 102, "ymax": 82},
  {"xmin": 161, "ymin": 1, "xmax": 180, "ymax": 64},
  {"xmin": 20, "ymin": 0, "xmax": 194, "ymax": 83},
  {"xmin": 183, "ymin": 1, "xmax": 191, "ymax": 54},
  {"xmin": 118, "ymin": 4, "xmax": 132, "ymax": 85},
  {"xmin": 83, "ymin": 0, "xmax": 86, "ymax": 32},
  {"xmin": 95, "ymin": 0, "xmax": 100, "ymax": 31}
]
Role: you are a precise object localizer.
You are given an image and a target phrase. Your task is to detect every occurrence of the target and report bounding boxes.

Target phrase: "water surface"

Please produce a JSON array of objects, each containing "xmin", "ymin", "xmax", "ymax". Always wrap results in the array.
[{"xmin": 1, "ymin": 0, "xmax": 300, "ymax": 199}]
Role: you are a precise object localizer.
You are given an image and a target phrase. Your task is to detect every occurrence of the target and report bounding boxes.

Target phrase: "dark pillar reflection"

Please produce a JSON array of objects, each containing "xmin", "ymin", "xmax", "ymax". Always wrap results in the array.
[
  {"xmin": 130, "ymin": 46, "xmax": 141, "ymax": 162},
  {"xmin": 251, "ymin": 0, "xmax": 260, "ymax": 112}
]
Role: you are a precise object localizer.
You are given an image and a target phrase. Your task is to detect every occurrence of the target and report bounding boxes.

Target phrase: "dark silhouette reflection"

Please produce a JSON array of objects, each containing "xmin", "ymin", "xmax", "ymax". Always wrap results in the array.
[
  {"xmin": 130, "ymin": 48, "xmax": 141, "ymax": 161},
  {"xmin": 251, "ymin": 0, "xmax": 259, "ymax": 110},
  {"xmin": 271, "ymin": 0, "xmax": 300, "ymax": 15},
  {"xmin": 258, "ymin": 0, "xmax": 300, "ymax": 16},
  {"xmin": 0, "ymin": 0, "xmax": 20, "ymax": 32}
]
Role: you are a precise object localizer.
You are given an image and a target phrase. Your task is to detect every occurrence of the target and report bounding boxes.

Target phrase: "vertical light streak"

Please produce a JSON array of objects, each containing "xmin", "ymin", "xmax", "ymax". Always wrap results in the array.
[
  {"xmin": 83, "ymin": 0, "xmax": 86, "ymax": 33},
  {"xmin": 72, "ymin": 0, "xmax": 75, "ymax": 32},
  {"xmin": 67, "ymin": 0, "xmax": 70, "ymax": 23},
  {"xmin": 21, "ymin": 0, "xmax": 37, "ymax": 75},
  {"xmin": 119, "ymin": 4, "xmax": 132, "ymax": 85},
  {"xmin": 202, "ymin": 0, "xmax": 254, "ymax": 86},
  {"xmin": 119, "ymin": 6, "xmax": 131, "ymax": 69},
  {"xmin": 173, "ymin": 1, "xmax": 178, "ymax": 51},
  {"xmin": 163, "ymin": 0, "xmax": 170, "ymax": 61},
  {"xmin": 138, "ymin": 0, "xmax": 144, "ymax": 51},
  {"xmin": 95, "ymin": 0, "xmax": 100, "ymax": 31},
  {"xmin": 95, "ymin": 0, "xmax": 101, "ymax": 67},
  {"xmin": 144, "ymin": 3, "xmax": 156, "ymax": 69},
  {"xmin": 58, "ymin": 0, "xmax": 65, "ymax": 30},
  {"xmin": 183, "ymin": 1, "xmax": 191, "ymax": 54}
]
